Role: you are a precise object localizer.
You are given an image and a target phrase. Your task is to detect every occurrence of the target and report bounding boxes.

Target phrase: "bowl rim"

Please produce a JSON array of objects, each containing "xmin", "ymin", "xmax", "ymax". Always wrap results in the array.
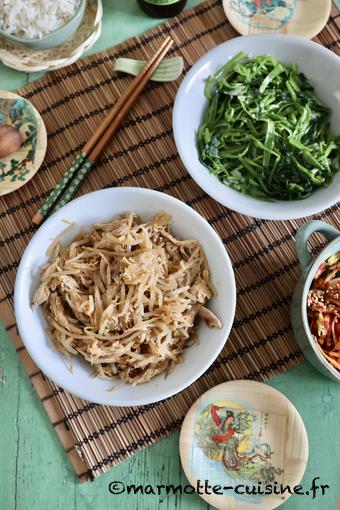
[
  {"xmin": 0, "ymin": 0, "xmax": 86, "ymax": 44},
  {"xmin": 173, "ymin": 34, "xmax": 340, "ymax": 221},
  {"xmin": 14, "ymin": 187, "xmax": 237, "ymax": 406},
  {"xmin": 301, "ymin": 237, "xmax": 340, "ymax": 382}
]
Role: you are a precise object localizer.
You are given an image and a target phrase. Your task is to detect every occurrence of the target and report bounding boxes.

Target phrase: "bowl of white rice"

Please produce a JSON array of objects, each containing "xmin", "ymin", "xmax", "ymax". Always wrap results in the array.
[{"xmin": 0, "ymin": 0, "xmax": 87, "ymax": 50}]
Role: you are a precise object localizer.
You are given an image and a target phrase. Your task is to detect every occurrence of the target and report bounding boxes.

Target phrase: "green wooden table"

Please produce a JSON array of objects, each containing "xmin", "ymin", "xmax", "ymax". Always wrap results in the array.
[{"xmin": 0, "ymin": 2, "xmax": 339, "ymax": 509}]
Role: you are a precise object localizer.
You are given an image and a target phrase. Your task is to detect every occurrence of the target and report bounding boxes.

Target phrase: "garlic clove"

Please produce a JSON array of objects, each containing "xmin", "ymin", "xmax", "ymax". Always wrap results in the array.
[{"xmin": 0, "ymin": 124, "xmax": 22, "ymax": 158}]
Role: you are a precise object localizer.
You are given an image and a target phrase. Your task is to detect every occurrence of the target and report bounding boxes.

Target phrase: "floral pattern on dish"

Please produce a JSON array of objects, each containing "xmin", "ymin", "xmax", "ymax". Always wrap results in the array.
[
  {"xmin": 0, "ymin": 97, "xmax": 38, "ymax": 185},
  {"xmin": 0, "ymin": 92, "xmax": 46, "ymax": 196}
]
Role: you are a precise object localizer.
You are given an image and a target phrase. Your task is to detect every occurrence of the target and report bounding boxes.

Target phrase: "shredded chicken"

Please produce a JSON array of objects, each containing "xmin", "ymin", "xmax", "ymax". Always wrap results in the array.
[{"xmin": 33, "ymin": 212, "xmax": 221, "ymax": 385}]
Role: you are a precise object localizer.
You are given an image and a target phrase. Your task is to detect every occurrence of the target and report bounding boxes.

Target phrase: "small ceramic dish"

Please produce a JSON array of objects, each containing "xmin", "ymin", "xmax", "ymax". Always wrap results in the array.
[
  {"xmin": 0, "ymin": 0, "xmax": 86, "ymax": 50},
  {"xmin": 0, "ymin": 0, "xmax": 102, "ymax": 72},
  {"xmin": 173, "ymin": 35, "xmax": 340, "ymax": 220},
  {"xmin": 0, "ymin": 91, "xmax": 47, "ymax": 197},
  {"xmin": 180, "ymin": 380, "xmax": 308, "ymax": 510},
  {"xmin": 291, "ymin": 220, "xmax": 340, "ymax": 382},
  {"xmin": 222, "ymin": 0, "xmax": 331, "ymax": 39},
  {"xmin": 14, "ymin": 187, "xmax": 236, "ymax": 406}
]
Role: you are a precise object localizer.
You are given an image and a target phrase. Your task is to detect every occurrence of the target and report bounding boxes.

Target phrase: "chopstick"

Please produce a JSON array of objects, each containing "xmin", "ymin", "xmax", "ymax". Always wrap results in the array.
[{"xmin": 32, "ymin": 36, "xmax": 174, "ymax": 225}]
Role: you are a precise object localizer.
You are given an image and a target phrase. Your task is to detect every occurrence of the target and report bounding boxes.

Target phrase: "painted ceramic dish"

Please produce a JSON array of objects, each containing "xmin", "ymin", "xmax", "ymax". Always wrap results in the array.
[
  {"xmin": 291, "ymin": 220, "xmax": 340, "ymax": 382},
  {"xmin": 222, "ymin": 0, "xmax": 331, "ymax": 39},
  {"xmin": 0, "ymin": 91, "xmax": 47, "ymax": 196},
  {"xmin": 180, "ymin": 380, "xmax": 308, "ymax": 510}
]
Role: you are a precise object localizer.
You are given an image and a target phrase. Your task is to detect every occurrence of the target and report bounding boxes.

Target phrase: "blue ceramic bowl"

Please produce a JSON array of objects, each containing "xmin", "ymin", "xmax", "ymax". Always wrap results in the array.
[
  {"xmin": 291, "ymin": 220, "xmax": 340, "ymax": 382},
  {"xmin": 0, "ymin": 0, "xmax": 86, "ymax": 50}
]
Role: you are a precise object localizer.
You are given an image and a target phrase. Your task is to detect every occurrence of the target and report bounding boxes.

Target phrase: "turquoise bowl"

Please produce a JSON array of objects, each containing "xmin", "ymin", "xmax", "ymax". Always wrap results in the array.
[
  {"xmin": 0, "ymin": 0, "xmax": 86, "ymax": 50},
  {"xmin": 291, "ymin": 220, "xmax": 340, "ymax": 382}
]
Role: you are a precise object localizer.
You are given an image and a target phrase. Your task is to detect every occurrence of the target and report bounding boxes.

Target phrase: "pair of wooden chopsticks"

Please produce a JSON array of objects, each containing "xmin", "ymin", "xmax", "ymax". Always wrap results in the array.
[{"xmin": 32, "ymin": 36, "xmax": 174, "ymax": 225}]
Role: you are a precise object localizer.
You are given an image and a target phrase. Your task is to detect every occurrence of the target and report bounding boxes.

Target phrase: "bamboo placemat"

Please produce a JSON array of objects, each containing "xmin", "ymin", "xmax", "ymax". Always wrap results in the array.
[{"xmin": 1, "ymin": 0, "xmax": 339, "ymax": 483}]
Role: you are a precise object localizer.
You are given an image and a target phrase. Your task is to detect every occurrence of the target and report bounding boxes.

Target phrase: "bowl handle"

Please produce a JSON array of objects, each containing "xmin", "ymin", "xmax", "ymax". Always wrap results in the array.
[{"xmin": 296, "ymin": 220, "xmax": 340, "ymax": 276}]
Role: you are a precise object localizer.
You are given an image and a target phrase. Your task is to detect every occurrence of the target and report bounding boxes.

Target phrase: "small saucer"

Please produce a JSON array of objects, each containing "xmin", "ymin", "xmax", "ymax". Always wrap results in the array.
[
  {"xmin": 0, "ymin": 0, "xmax": 102, "ymax": 73},
  {"xmin": 179, "ymin": 380, "xmax": 308, "ymax": 510},
  {"xmin": 0, "ymin": 91, "xmax": 47, "ymax": 196},
  {"xmin": 223, "ymin": 0, "xmax": 331, "ymax": 39}
]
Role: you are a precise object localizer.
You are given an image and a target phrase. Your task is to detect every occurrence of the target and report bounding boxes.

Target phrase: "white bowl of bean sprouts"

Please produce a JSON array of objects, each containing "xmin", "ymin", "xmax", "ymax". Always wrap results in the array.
[{"xmin": 14, "ymin": 187, "xmax": 236, "ymax": 406}]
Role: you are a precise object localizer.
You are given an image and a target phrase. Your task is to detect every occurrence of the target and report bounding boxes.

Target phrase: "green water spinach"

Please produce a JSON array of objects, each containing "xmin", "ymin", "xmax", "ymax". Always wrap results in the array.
[{"xmin": 197, "ymin": 53, "xmax": 340, "ymax": 201}]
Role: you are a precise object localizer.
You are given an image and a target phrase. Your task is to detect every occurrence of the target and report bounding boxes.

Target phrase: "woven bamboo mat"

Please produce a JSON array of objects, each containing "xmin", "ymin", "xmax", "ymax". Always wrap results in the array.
[{"xmin": 1, "ymin": 0, "xmax": 339, "ymax": 483}]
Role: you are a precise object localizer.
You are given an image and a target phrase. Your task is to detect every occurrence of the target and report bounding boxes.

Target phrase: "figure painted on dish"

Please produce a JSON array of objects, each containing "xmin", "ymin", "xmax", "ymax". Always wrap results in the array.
[
  {"xmin": 195, "ymin": 402, "xmax": 283, "ymax": 483},
  {"xmin": 230, "ymin": 0, "xmax": 297, "ymax": 30}
]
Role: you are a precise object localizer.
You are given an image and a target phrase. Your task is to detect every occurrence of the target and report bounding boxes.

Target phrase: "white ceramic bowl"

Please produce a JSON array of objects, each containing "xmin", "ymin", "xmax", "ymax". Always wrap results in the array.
[
  {"xmin": 14, "ymin": 188, "xmax": 236, "ymax": 406},
  {"xmin": 173, "ymin": 35, "xmax": 340, "ymax": 220}
]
